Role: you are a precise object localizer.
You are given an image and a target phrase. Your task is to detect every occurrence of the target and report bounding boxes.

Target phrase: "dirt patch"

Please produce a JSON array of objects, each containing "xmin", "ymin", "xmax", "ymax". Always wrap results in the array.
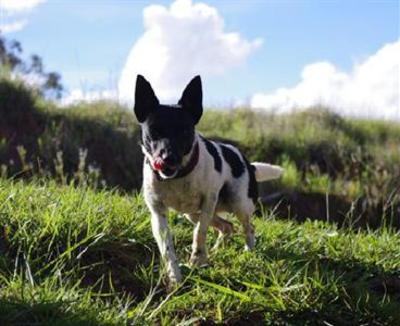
[
  {"xmin": 78, "ymin": 240, "xmax": 156, "ymax": 300},
  {"xmin": 259, "ymin": 189, "xmax": 400, "ymax": 229},
  {"xmin": 370, "ymin": 275, "xmax": 400, "ymax": 296}
]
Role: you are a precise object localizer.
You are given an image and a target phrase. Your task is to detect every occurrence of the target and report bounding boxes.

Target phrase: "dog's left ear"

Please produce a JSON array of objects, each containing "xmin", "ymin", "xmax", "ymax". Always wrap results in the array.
[
  {"xmin": 134, "ymin": 75, "xmax": 159, "ymax": 123},
  {"xmin": 178, "ymin": 75, "xmax": 203, "ymax": 125}
]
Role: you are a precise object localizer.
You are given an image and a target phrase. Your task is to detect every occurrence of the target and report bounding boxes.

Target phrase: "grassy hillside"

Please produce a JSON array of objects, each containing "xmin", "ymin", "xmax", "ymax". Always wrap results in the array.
[
  {"xmin": 0, "ymin": 77, "xmax": 142, "ymax": 190},
  {"xmin": 1, "ymin": 74, "xmax": 399, "ymax": 324},
  {"xmin": 1, "ymin": 76, "xmax": 399, "ymax": 228},
  {"xmin": 0, "ymin": 179, "xmax": 399, "ymax": 325}
]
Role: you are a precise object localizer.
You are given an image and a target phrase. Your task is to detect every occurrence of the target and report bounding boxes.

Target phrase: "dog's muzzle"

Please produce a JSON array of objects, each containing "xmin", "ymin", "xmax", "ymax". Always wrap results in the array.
[
  {"xmin": 152, "ymin": 158, "xmax": 179, "ymax": 177},
  {"xmin": 152, "ymin": 153, "xmax": 180, "ymax": 176},
  {"xmin": 145, "ymin": 142, "xmax": 200, "ymax": 180}
]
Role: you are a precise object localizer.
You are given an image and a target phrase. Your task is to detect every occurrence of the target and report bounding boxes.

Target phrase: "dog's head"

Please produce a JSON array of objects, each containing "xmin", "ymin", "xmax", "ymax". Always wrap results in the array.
[{"xmin": 134, "ymin": 75, "xmax": 202, "ymax": 179}]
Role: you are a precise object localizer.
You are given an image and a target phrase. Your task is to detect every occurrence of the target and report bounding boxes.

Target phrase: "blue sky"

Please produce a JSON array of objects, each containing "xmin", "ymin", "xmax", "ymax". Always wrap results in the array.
[{"xmin": 0, "ymin": 0, "xmax": 399, "ymax": 119}]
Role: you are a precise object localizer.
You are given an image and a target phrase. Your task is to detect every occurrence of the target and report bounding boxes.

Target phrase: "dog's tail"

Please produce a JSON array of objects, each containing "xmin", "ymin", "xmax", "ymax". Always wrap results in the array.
[{"xmin": 251, "ymin": 162, "xmax": 284, "ymax": 182}]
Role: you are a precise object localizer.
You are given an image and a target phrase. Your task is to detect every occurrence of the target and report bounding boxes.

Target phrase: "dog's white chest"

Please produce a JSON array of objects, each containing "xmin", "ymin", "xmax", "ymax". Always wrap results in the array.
[{"xmin": 156, "ymin": 179, "xmax": 202, "ymax": 214}]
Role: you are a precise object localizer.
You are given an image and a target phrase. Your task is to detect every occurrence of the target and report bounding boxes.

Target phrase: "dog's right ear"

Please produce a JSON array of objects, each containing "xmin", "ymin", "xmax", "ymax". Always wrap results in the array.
[
  {"xmin": 178, "ymin": 75, "xmax": 203, "ymax": 125},
  {"xmin": 134, "ymin": 75, "xmax": 159, "ymax": 123}
]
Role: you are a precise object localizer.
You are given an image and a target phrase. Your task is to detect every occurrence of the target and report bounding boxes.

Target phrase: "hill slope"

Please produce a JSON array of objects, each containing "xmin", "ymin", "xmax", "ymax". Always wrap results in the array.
[
  {"xmin": 1, "ymin": 77, "xmax": 399, "ymax": 228},
  {"xmin": 0, "ymin": 179, "xmax": 399, "ymax": 325}
]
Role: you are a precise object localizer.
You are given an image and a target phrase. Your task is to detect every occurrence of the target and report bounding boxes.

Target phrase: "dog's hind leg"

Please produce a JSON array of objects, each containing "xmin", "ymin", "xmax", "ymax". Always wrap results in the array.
[
  {"xmin": 183, "ymin": 213, "xmax": 199, "ymax": 225},
  {"xmin": 233, "ymin": 196, "xmax": 257, "ymax": 251},
  {"xmin": 184, "ymin": 214, "xmax": 234, "ymax": 251},
  {"xmin": 210, "ymin": 215, "xmax": 234, "ymax": 251},
  {"xmin": 237, "ymin": 212, "xmax": 255, "ymax": 251}
]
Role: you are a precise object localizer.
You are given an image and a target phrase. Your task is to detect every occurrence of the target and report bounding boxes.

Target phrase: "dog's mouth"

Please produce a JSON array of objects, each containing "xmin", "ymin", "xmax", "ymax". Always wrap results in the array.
[
  {"xmin": 160, "ymin": 165, "xmax": 178, "ymax": 177},
  {"xmin": 152, "ymin": 158, "xmax": 180, "ymax": 178}
]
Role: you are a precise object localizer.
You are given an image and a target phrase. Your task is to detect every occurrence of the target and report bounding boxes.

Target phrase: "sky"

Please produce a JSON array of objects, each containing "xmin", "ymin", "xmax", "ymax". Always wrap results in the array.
[{"xmin": 0, "ymin": 0, "xmax": 399, "ymax": 120}]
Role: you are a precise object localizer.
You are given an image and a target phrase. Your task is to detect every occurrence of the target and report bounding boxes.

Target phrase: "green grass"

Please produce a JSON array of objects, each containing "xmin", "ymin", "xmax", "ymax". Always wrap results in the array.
[{"xmin": 0, "ymin": 179, "xmax": 399, "ymax": 325}]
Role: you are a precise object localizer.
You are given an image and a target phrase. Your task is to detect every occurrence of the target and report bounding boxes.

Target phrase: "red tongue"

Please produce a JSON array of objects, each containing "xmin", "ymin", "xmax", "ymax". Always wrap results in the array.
[{"xmin": 153, "ymin": 160, "xmax": 165, "ymax": 171}]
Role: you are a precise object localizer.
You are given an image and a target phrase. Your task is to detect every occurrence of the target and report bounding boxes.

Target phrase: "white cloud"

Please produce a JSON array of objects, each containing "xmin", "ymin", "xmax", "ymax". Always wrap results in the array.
[
  {"xmin": 0, "ymin": 19, "xmax": 27, "ymax": 33},
  {"xmin": 60, "ymin": 89, "xmax": 118, "ymax": 107},
  {"xmin": 251, "ymin": 40, "xmax": 400, "ymax": 121},
  {"xmin": 0, "ymin": 0, "xmax": 45, "ymax": 12},
  {"xmin": 118, "ymin": 0, "xmax": 262, "ymax": 103},
  {"xmin": 0, "ymin": 0, "xmax": 45, "ymax": 33}
]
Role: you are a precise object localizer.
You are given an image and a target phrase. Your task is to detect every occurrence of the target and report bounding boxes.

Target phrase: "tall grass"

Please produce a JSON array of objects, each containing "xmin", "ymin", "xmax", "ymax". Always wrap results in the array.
[{"xmin": 0, "ymin": 179, "xmax": 399, "ymax": 325}]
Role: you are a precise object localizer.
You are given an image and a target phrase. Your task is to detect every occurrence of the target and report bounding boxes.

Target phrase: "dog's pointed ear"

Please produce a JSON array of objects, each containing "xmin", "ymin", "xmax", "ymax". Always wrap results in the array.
[
  {"xmin": 134, "ymin": 75, "xmax": 159, "ymax": 123},
  {"xmin": 178, "ymin": 75, "xmax": 203, "ymax": 125}
]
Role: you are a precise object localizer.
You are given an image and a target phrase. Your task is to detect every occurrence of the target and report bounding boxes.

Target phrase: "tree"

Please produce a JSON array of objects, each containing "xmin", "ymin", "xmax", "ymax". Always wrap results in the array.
[{"xmin": 0, "ymin": 33, "xmax": 63, "ymax": 99}]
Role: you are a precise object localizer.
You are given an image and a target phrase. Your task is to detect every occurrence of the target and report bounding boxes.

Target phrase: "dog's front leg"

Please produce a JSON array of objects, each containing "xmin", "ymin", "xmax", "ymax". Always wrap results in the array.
[
  {"xmin": 189, "ymin": 193, "xmax": 217, "ymax": 267},
  {"xmin": 148, "ymin": 203, "xmax": 182, "ymax": 284}
]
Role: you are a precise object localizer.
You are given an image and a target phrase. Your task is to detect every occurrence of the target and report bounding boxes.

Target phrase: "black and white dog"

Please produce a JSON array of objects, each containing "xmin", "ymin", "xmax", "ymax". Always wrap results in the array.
[{"xmin": 134, "ymin": 75, "xmax": 283, "ymax": 283}]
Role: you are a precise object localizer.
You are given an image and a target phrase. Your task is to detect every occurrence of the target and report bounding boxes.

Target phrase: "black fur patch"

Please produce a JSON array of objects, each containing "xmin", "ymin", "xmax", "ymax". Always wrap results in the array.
[
  {"xmin": 220, "ymin": 145, "xmax": 245, "ymax": 178},
  {"xmin": 218, "ymin": 183, "xmax": 230, "ymax": 205},
  {"xmin": 245, "ymin": 159, "xmax": 258, "ymax": 204},
  {"xmin": 201, "ymin": 137, "xmax": 222, "ymax": 173}
]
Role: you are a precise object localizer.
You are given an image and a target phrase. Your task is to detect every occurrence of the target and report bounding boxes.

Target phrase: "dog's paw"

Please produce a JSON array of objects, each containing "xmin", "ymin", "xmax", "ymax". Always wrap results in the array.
[
  {"xmin": 244, "ymin": 244, "xmax": 254, "ymax": 252},
  {"xmin": 166, "ymin": 276, "xmax": 182, "ymax": 291},
  {"xmin": 169, "ymin": 273, "xmax": 182, "ymax": 285},
  {"xmin": 189, "ymin": 252, "xmax": 208, "ymax": 267},
  {"xmin": 167, "ymin": 263, "xmax": 182, "ymax": 285}
]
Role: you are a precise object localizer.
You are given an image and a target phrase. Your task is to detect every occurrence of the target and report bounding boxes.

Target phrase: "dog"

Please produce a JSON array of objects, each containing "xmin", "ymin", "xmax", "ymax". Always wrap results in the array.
[{"xmin": 134, "ymin": 75, "xmax": 283, "ymax": 283}]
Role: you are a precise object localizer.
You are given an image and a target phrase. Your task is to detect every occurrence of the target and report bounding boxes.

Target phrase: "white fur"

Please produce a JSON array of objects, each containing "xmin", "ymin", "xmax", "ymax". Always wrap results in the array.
[{"xmin": 252, "ymin": 162, "xmax": 284, "ymax": 182}]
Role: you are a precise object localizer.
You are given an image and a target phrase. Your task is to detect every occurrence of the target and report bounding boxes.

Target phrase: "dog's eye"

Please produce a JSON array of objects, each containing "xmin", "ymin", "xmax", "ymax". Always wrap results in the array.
[{"xmin": 151, "ymin": 130, "xmax": 161, "ymax": 139}]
